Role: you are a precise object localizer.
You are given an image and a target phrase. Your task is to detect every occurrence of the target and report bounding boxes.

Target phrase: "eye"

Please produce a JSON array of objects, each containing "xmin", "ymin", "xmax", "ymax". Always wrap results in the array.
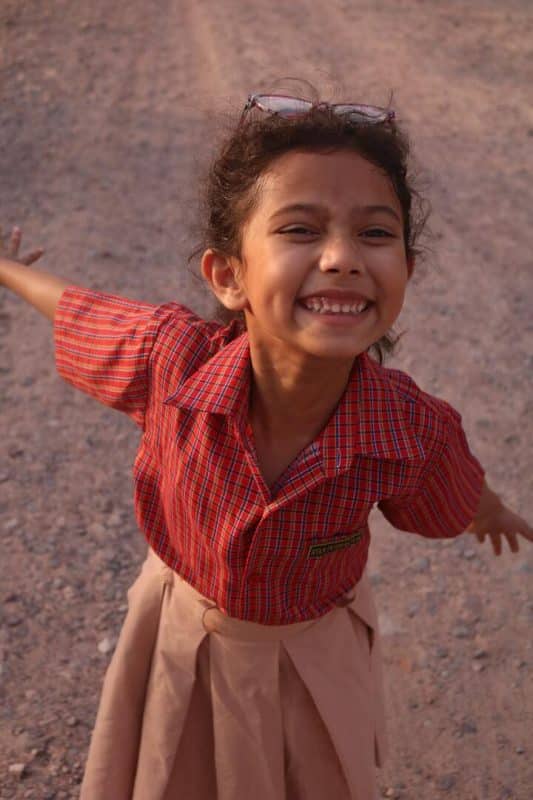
[
  {"xmin": 361, "ymin": 228, "xmax": 395, "ymax": 238},
  {"xmin": 279, "ymin": 225, "xmax": 317, "ymax": 236}
]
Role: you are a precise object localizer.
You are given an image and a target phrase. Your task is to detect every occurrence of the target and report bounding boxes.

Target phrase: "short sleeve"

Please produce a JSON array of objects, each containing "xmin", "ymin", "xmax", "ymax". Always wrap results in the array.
[
  {"xmin": 54, "ymin": 285, "xmax": 173, "ymax": 428},
  {"xmin": 378, "ymin": 400, "xmax": 485, "ymax": 538}
]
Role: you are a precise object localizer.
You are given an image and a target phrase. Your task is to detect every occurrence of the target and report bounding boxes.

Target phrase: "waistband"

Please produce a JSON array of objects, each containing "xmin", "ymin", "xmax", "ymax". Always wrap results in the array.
[{"xmin": 146, "ymin": 547, "xmax": 358, "ymax": 642}]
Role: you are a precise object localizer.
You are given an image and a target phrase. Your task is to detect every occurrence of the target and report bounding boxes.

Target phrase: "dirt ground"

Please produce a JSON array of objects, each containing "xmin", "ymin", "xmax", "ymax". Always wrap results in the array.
[{"xmin": 1, "ymin": 1, "xmax": 532, "ymax": 798}]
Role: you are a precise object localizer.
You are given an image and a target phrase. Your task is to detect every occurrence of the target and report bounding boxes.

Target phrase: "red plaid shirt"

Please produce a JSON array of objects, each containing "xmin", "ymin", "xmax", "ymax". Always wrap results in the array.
[{"xmin": 54, "ymin": 286, "xmax": 485, "ymax": 624}]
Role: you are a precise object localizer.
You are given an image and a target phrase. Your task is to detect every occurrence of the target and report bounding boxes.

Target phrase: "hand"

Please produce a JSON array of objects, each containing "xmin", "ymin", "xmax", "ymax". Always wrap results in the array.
[
  {"xmin": 466, "ymin": 505, "xmax": 533, "ymax": 556},
  {"xmin": 0, "ymin": 226, "xmax": 44, "ymax": 266}
]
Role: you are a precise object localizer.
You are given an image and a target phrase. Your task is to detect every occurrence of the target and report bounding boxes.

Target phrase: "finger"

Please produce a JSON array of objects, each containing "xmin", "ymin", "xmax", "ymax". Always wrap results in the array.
[
  {"xmin": 21, "ymin": 249, "xmax": 44, "ymax": 265},
  {"xmin": 8, "ymin": 227, "xmax": 22, "ymax": 257},
  {"xmin": 505, "ymin": 532, "xmax": 519, "ymax": 553},
  {"xmin": 489, "ymin": 532, "xmax": 502, "ymax": 556},
  {"xmin": 517, "ymin": 525, "xmax": 533, "ymax": 543}
]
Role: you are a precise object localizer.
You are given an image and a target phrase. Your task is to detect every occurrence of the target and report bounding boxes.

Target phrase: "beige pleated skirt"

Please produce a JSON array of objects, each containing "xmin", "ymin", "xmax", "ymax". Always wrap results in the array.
[{"xmin": 80, "ymin": 548, "xmax": 387, "ymax": 800}]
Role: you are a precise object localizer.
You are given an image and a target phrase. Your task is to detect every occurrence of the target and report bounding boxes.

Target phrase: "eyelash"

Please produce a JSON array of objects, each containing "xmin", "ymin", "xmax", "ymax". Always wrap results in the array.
[{"xmin": 279, "ymin": 226, "xmax": 394, "ymax": 238}]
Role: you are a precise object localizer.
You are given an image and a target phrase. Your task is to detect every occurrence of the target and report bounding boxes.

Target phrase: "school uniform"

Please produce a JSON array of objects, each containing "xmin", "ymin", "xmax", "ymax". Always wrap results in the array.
[{"xmin": 54, "ymin": 286, "xmax": 485, "ymax": 800}]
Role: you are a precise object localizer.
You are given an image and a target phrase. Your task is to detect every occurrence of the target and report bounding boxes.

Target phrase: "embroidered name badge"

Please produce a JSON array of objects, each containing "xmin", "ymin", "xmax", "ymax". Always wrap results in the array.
[{"xmin": 308, "ymin": 529, "xmax": 365, "ymax": 559}]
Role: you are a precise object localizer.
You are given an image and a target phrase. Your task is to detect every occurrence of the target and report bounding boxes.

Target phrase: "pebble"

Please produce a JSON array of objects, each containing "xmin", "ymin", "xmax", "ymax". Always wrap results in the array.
[
  {"xmin": 452, "ymin": 625, "xmax": 471, "ymax": 639},
  {"xmin": 472, "ymin": 662, "xmax": 485, "ymax": 673},
  {"xmin": 412, "ymin": 556, "xmax": 430, "ymax": 573},
  {"xmin": 516, "ymin": 745, "xmax": 524, "ymax": 754},
  {"xmin": 9, "ymin": 762, "xmax": 26, "ymax": 777},
  {"xmin": 463, "ymin": 549, "xmax": 477, "ymax": 559},
  {"xmin": 473, "ymin": 648, "xmax": 487, "ymax": 659},
  {"xmin": 4, "ymin": 517, "xmax": 19, "ymax": 531},
  {"xmin": 88, "ymin": 522, "xmax": 106, "ymax": 537},
  {"xmin": 66, "ymin": 715, "xmax": 78, "ymax": 727},
  {"xmin": 407, "ymin": 602, "xmax": 419, "ymax": 618},
  {"xmin": 97, "ymin": 636, "xmax": 117, "ymax": 655},
  {"xmin": 460, "ymin": 719, "xmax": 478, "ymax": 735},
  {"xmin": 0, "ymin": 471, "xmax": 10, "ymax": 482},
  {"xmin": 436, "ymin": 773, "xmax": 456, "ymax": 791},
  {"xmin": 107, "ymin": 510, "xmax": 123, "ymax": 527}
]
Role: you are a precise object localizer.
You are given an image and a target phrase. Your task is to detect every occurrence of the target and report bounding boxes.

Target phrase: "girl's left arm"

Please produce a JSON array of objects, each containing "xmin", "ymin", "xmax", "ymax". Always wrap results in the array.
[{"xmin": 466, "ymin": 479, "xmax": 533, "ymax": 555}]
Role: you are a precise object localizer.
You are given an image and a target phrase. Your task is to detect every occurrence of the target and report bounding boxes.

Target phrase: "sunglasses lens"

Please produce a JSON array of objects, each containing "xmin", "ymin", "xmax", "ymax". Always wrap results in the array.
[
  {"xmin": 333, "ymin": 104, "xmax": 390, "ymax": 122},
  {"xmin": 255, "ymin": 95, "xmax": 313, "ymax": 117}
]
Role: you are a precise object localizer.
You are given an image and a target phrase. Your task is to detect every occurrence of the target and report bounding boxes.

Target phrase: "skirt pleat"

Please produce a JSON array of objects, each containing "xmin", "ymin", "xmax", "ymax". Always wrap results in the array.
[{"xmin": 80, "ymin": 549, "xmax": 386, "ymax": 800}]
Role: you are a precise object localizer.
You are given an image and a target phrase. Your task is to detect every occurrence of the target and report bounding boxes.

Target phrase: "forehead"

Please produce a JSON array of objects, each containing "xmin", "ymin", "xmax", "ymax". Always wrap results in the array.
[{"xmin": 257, "ymin": 149, "xmax": 401, "ymax": 215}]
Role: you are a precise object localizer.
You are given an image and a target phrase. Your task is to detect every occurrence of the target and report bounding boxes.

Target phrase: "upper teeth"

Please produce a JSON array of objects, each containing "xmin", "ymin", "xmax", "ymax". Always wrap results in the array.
[{"xmin": 302, "ymin": 297, "xmax": 369, "ymax": 314}]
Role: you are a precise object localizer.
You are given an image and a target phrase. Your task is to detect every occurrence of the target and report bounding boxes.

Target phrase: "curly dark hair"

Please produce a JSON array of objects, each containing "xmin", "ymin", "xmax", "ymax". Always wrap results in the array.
[{"xmin": 192, "ymin": 94, "xmax": 430, "ymax": 363}]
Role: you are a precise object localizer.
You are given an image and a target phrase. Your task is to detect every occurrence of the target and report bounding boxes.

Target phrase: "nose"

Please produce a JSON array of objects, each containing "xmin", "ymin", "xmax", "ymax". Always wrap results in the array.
[{"xmin": 318, "ymin": 235, "xmax": 365, "ymax": 275}]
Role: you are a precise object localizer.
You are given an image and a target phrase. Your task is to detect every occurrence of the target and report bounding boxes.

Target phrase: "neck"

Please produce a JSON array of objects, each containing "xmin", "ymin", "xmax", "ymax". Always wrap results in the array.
[{"xmin": 248, "ymin": 345, "xmax": 356, "ymax": 440}]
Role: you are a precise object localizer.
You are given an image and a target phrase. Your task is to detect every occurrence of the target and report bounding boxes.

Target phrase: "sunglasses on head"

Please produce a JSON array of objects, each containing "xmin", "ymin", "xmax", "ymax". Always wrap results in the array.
[{"xmin": 241, "ymin": 93, "xmax": 395, "ymax": 125}]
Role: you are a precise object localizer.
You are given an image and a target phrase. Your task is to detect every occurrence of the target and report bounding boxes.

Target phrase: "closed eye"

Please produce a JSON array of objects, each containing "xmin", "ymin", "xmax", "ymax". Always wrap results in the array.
[
  {"xmin": 279, "ymin": 225, "xmax": 318, "ymax": 236},
  {"xmin": 361, "ymin": 228, "xmax": 395, "ymax": 238}
]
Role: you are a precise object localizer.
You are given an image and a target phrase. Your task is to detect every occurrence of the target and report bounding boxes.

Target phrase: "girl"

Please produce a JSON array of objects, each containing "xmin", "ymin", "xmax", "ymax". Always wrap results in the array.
[{"xmin": 1, "ymin": 93, "xmax": 531, "ymax": 800}]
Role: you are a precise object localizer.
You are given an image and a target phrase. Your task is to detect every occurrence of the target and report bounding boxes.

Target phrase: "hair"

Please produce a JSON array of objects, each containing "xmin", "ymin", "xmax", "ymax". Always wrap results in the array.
[{"xmin": 191, "ymin": 93, "xmax": 430, "ymax": 363}]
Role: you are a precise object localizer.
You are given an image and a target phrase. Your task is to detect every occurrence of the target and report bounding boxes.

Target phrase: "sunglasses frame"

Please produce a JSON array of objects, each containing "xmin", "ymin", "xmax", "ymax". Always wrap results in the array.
[{"xmin": 241, "ymin": 93, "xmax": 395, "ymax": 124}]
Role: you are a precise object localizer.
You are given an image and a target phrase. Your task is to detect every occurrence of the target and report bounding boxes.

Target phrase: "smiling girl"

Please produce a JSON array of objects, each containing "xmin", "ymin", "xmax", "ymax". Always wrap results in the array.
[{"xmin": 1, "ymin": 92, "xmax": 531, "ymax": 800}]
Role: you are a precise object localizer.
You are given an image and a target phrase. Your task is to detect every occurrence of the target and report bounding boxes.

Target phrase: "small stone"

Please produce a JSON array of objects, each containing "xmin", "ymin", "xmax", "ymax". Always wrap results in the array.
[
  {"xmin": 460, "ymin": 719, "xmax": 478, "ymax": 735},
  {"xmin": 9, "ymin": 762, "xmax": 26, "ymax": 777},
  {"xmin": 473, "ymin": 648, "xmax": 487, "ymax": 659},
  {"xmin": 4, "ymin": 517, "xmax": 19, "ymax": 531},
  {"xmin": 463, "ymin": 549, "xmax": 476, "ymax": 560},
  {"xmin": 413, "ymin": 556, "xmax": 430, "ymax": 573},
  {"xmin": 107, "ymin": 510, "xmax": 123, "ymax": 527},
  {"xmin": 516, "ymin": 745, "xmax": 524, "ymax": 754},
  {"xmin": 436, "ymin": 646, "xmax": 449, "ymax": 659},
  {"xmin": 97, "ymin": 636, "xmax": 117, "ymax": 655},
  {"xmin": 407, "ymin": 602, "xmax": 419, "ymax": 618},
  {"xmin": 88, "ymin": 522, "xmax": 106, "ymax": 537},
  {"xmin": 63, "ymin": 585, "xmax": 75, "ymax": 600},
  {"xmin": 384, "ymin": 789, "xmax": 396, "ymax": 798},
  {"xmin": 436, "ymin": 773, "xmax": 456, "ymax": 791},
  {"xmin": 0, "ymin": 471, "xmax": 10, "ymax": 482},
  {"xmin": 472, "ymin": 662, "xmax": 485, "ymax": 673},
  {"xmin": 452, "ymin": 625, "xmax": 471, "ymax": 639},
  {"xmin": 66, "ymin": 715, "xmax": 78, "ymax": 727}
]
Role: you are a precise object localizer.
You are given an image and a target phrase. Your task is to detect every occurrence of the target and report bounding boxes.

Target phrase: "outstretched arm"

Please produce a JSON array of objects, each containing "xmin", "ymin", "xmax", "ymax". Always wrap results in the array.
[{"xmin": 0, "ymin": 227, "xmax": 68, "ymax": 321}]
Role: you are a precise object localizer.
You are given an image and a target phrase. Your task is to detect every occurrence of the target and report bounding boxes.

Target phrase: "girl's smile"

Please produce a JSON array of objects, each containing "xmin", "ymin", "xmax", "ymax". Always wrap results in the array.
[{"xmin": 231, "ymin": 149, "xmax": 413, "ymax": 366}]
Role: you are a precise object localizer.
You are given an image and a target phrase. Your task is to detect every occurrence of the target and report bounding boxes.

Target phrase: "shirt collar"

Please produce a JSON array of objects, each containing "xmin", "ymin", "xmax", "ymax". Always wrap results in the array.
[
  {"xmin": 163, "ymin": 335, "xmax": 424, "ymax": 465},
  {"xmin": 163, "ymin": 332, "xmax": 251, "ymax": 418}
]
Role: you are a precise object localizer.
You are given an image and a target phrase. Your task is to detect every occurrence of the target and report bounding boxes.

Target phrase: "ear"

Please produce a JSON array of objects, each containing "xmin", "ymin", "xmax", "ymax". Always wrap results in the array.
[{"xmin": 200, "ymin": 249, "xmax": 248, "ymax": 311}]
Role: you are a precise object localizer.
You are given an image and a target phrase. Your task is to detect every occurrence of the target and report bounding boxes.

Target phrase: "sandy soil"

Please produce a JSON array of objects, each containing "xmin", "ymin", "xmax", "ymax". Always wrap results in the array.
[{"xmin": 1, "ymin": 1, "xmax": 532, "ymax": 798}]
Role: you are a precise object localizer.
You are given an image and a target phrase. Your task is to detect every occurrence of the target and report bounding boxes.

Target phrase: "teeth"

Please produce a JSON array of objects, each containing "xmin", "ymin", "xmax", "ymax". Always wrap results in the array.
[{"xmin": 302, "ymin": 297, "xmax": 369, "ymax": 315}]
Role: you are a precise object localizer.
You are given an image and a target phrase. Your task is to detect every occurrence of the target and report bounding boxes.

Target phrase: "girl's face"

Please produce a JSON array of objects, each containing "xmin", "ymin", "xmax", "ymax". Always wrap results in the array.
[{"xmin": 206, "ymin": 149, "xmax": 413, "ymax": 365}]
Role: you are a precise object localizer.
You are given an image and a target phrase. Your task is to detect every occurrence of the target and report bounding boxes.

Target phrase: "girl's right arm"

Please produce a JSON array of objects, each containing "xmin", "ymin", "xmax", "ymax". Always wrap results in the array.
[{"xmin": 0, "ymin": 227, "xmax": 67, "ymax": 321}]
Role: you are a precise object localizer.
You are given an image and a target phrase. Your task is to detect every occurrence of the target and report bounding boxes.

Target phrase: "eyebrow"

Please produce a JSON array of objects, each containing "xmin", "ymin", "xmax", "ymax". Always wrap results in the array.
[{"xmin": 270, "ymin": 203, "xmax": 402, "ymax": 223}]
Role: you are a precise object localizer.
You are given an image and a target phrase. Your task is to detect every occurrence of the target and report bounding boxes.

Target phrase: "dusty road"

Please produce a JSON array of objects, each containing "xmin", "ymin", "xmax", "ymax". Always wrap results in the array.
[{"xmin": 1, "ymin": 0, "xmax": 532, "ymax": 797}]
